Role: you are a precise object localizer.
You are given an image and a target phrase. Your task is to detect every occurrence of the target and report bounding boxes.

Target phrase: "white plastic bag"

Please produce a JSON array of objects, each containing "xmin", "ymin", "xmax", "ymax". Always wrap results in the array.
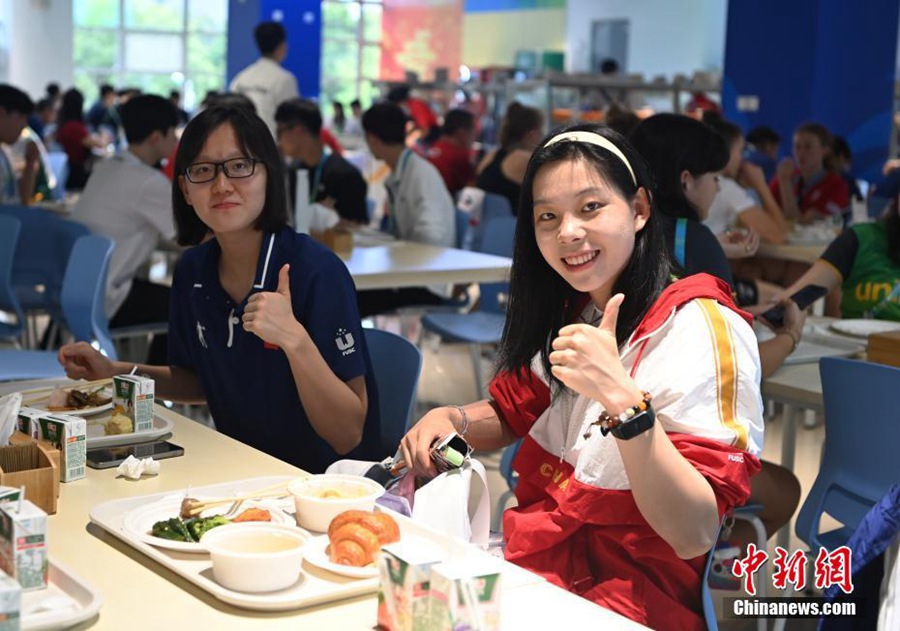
[{"xmin": 410, "ymin": 459, "xmax": 490, "ymax": 548}]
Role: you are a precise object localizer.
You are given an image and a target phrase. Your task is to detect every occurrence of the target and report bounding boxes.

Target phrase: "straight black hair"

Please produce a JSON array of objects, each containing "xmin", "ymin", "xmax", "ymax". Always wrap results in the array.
[
  {"xmin": 442, "ymin": 109, "xmax": 474, "ymax": 136},
  {"xmin": 497, "ymin": 123, "xmax": 675, "ymax": 390},
  {"xmin": 119, "ymin": 94, "xmax": 179, "ymax": 144},
  {"xmin": 630, "ymin": 113, "xmax": 728, "ymax": 221},
  {"xmin": 0, "ymin": 84, "xmax": 34, "ymax": 115},
  {"xmin": 275, "ymin": 98, "xmax": 323, "ymax": 135},
  {"xmin": 58, "ymin": 89, "xmax": 85, "ymax": 124},
  {"xmin": 254, "ymin": 21, "xmax": 286, "ymax": 56},
  {"xmin": 885, "ymin": 199, "xmax": 900, "ymax": 267},
  {"xmin": 172, "ymin": 106, "xmax": 288, "ymax": 246},
  {"xmin": 362, "ymin": 102, "xmax": 407, "ymax": 145}
]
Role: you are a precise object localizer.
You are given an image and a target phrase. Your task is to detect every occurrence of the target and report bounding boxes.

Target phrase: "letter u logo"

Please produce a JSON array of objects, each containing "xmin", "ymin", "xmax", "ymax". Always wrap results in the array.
[{"xmin": 336, "ymin": 333, "xmax": 355, "ymax": 351}]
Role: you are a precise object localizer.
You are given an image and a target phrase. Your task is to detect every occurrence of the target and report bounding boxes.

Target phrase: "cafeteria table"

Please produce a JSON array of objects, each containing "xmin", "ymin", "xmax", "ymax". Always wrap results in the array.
[
  {"xmin": 0, "ymin": 379, "xmax": 648, "ymax": 630},
  {"xmin": 756, "ymin": 241, "xmax": 827, "ymax": 265}
]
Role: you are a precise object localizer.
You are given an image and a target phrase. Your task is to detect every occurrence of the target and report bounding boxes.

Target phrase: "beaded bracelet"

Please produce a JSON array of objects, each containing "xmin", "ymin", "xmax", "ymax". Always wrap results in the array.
[{"xmin": 583, "ymin": 391, "xmax": 652, "ymax": 439}]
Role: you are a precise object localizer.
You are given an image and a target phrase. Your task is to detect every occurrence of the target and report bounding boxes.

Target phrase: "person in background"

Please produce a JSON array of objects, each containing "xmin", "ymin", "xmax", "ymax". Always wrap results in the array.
[
  {"xmin": 56, "ymin": 88, "xmax": 106, "ymax": 191},
  {"xmin": 401, "ymin": 123, "xmax": 763, "ymax": 629},
  {"xmin": 59, "ymin": 105, "xmax": 383, "ymax": 474},
  {"xmin": 427, "ymin": 108, "xmax": 477, "ymax": 199},
  {"xmin": 832, "ymin": 136, "xmax": 863, "ymax": 204},
  {"xmin": 9, "ymin": 124, "xmax": 54, "ymax": 203},
  {"xmin": 27, "ymin": 98, "xmax": 56, "ymax": 142},
  {"xmin": 170, "ymin": 90, "xmax": 190, "ymax": 126},
  {"xmin": 86, "ymin": 84, "xmax": 115, "ymax": 132},
  {"xmin": 275, "ymin": 98, "xmax": 368, "ymax": 226},
  {"xmin": 229, "ymin": 21, "xmax": 299, "ymax": 137},
  {"xmin": 0, "ymin": 84, "xmax": 34, "ymax": 204},
  {"xmin": 770, "ymin": 122, "xmax": 849, "ymax": 225},
  {"xmin": 386, "ymin": 85, "xmax": 439, "ymax": 143},
  {"xmin": 70, "ymin": 94, "xmax": 180, "ymax": 364},
  {"xmin": 773, "ymin": 195, "xmax": 900, "ymax": 321},
  {"xmin": 44, "ymin": 82, "xmax": 61, "ymax": 109},
  {"xmin": 476, "ymin": 101, "xmax": 544, "ymax": 214},
  {"xmin": 604, "ymin": 104, "xmax": 641, "ymax": 138},
  {"xmin": 705, "ymin": 117, "xmax": 788, "ymax": 247},
  {"xmin": 329, "ymin": 101, "xmax": 346, "ymax": 134},
  {"xmin": 745, "ymin": 126, "xmax": 781, "ymax": 182},
  {"xmin": 358, "ymin": 102, "xmax": 455, "ymax": 315},
  {"xmin": 345, "ymin": 99, "xmax": 363, "ymax": 136}
]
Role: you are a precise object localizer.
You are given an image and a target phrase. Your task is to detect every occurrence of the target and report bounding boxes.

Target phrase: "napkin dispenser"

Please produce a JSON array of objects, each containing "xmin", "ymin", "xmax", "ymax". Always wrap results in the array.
[
  {"xmin": 0, "ymin": 437, "xmax": 59, "ymax": 515},
  {"xmin": 867, "ymin": 330, "xmax": 900, "ymax": 367}
]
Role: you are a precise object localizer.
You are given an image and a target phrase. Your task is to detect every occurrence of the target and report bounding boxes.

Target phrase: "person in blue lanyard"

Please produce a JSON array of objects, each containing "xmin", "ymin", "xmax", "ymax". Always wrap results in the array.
[{"xmin": 58, "ymin": 105, "xmax": 383, "ymax": 473}]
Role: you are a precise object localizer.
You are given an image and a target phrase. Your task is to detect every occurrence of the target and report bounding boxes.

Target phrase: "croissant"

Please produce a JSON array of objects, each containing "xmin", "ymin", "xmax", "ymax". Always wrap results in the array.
[{"xmin": 327, "ymin": 510, "xmax": 401, "ymax": 567}]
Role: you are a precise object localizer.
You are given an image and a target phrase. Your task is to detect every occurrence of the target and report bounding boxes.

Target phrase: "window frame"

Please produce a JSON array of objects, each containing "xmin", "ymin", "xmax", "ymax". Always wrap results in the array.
[{"xmin": 321, "ymin": 0, "xmax": 383, "ymax": 104}]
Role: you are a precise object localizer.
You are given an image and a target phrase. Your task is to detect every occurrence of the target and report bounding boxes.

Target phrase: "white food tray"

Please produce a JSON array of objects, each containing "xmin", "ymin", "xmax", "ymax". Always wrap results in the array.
[
  {"xmin": 89, "ymin": 476, "xmax": 541, "ymax": 612},
  {"xmin": 23, "ymin": 559, "xmax": 103, "ymax": 630}
]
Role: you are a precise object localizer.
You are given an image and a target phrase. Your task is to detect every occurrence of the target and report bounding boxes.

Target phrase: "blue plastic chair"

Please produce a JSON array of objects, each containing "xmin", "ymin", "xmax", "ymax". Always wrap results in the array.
[
  {"xmin": 795, "ymin": 357, "xmax": 900, "ymax": 553},
  {"xmin": 420, "ymin": 216, "xmax": 515, "ymax": 396},
  {"xmin": 45, "ymin": 152, "xmax": 68, "ymax": 200},
  {"xmin": 469, "ymin": 192, "xmax": 513, "ymax": 252},
  {"xmin": 0, "ymin": 216, "xmax": 24, "ymax": 342},
  {"xmin": 455, "ymin": 208, "xmax": 472, "ymax": 250},
  {"xmin": 362, "ymin": 328, "xmax": 423, "ymax": 453},
  {"xmin": 0, "ymin": 235, "xmax": 116, "ymax": 380},
  {"xmin": 492, "ymin": 437, "xmax": 522, "ymax": 530}
]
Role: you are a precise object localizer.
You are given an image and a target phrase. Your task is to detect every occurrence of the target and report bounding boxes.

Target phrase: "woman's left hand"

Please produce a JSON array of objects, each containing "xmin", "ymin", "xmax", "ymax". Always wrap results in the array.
[
  {"xmin": 549, "ymin": 293, "xmax": 641, "ymax": 411},
  {"xmin": 242, "ymin": 264, "xmax": 308, "ymax": 349}
]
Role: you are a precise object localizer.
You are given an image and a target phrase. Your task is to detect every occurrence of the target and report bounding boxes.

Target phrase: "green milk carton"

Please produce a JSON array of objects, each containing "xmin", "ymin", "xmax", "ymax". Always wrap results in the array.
[
  {"xmin": 0, "ymin": 500, "xmax": 47, "ymax": 591},
  {"xmin": 36, "ymin": 414, "xmax": 86, "ymax": 482},
  {"xmin": 428, "ymin": 559, "xmax": 502, "ymax": 631},
  {"xmin": 113, "ymin": 375, "xmax": 154, "ymax": 433}
]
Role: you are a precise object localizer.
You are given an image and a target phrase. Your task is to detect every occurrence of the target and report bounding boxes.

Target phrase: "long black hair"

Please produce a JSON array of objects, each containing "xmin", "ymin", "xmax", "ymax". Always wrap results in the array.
[
  {"xmin": 496, "ymin": 123, "xmax": 675, "ymax": 389},
  {"xmin": 630, "ymin": 113, "xmax": 728, "ymax": 221},
  {"xmin": 172, "ymin": 105, "xmax": 288, "ymax": 246},
  {"xmin": 885, "ymin": 198, "xmax": 900, "ymax": 267}
]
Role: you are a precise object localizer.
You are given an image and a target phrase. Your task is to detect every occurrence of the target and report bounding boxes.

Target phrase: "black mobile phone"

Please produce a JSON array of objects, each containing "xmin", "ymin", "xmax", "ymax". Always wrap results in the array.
[
  {"xmin": 86, "ymin": 441, "xmax": 185, "ymax": 470},
  {"xmin": 761, "ymin": 284, "xmax": 829, "ymax": 328}
]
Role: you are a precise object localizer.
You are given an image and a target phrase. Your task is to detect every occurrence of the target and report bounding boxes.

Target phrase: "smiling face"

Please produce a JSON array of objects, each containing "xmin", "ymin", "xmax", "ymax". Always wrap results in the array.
[
  {"xmin": 178, "ymin": 122, "xmax": 267, "ymax": 239},
  {"xmin": 532, "ymin": 158, "xmax": 649, "ymax": 308}
]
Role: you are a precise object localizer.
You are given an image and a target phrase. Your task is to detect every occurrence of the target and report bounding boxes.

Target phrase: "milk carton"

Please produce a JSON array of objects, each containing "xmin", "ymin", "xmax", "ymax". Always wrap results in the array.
[
  {"xmin": 113, "ymin": 375, "xmax": 154, "ymax": 433},
  {"xmin": 0, "ymin": 570, "xmax": 20, "ymax": 630},
  {"xmin": 14, "ymin": 407, "xmax": 44, "ymax": 438},
  {"xmin": 0, "ymin": 500, "xmax": 47, "ymax": 591},
  {"xmin": 377, "ymin": 540, "xmax": 446, "ymax": 631},
  {"xmin": 428, "ymin": 559, "xmax": 502, "ymax": 631},
  {"xmin": 35, "ymin": 414, "xmax": 86, "ymax": 482}
]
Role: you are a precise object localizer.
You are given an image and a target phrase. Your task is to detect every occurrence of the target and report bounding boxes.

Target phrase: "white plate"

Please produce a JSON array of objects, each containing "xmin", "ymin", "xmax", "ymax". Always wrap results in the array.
[
  {"xmin": 829, "ymin": 319, "xmax": 900, "ymax": 339},
  {"xmin": 303, "ymin": 534, "xmax": 378, "ymax": 579},
  {"xmin": 122, "ymin": 497, "xmax": 296, "ymax": 554},
  {"xmin": 85, "ymin": 413, "xmax": 174, "ymax": 448},
  {"xmin": 25, "ymin": 386, "xmax": 113, "ymax": 417}
]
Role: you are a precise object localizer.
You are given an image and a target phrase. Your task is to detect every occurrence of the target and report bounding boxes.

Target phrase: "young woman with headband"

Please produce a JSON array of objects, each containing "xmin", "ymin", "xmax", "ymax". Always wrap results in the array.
[{"xmin": 401, "ymin": 124, "xmax": 764, "ymax": 630}]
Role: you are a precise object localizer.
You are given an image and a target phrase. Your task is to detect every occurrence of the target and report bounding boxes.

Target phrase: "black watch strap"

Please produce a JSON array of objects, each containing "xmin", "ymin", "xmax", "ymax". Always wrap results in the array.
[{"xmin": 610, "ymin": 406, "xmax": 655, "ymax": 440}]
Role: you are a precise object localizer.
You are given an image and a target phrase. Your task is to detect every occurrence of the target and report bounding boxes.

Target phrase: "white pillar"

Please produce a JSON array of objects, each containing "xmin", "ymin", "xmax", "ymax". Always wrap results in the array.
[{"xmin": 9, "ymin": 0, "xmax": 73, "ymax": 99}]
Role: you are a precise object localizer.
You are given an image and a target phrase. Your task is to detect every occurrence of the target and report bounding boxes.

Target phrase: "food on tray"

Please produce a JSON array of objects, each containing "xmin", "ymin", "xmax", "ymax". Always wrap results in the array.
[
  {"xmin": 46, "ymin": 385, "xmax": 112, "ymax": 411},
  {"xmin": 327, "ymin": 510, "xmax": 400, "ymax": 567},
  {"xmin": 150, "ymin": 508, "xmax": 272, "ymax": 542},
  {"xmin": 105, "ymin": 413, "xmax": 134, "ymax": 435}
]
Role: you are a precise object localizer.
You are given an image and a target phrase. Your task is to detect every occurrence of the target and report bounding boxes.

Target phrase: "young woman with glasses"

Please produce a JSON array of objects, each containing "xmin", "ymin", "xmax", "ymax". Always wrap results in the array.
[{"xmin": 58, "ymin": 105, "xmax": 384, "ymax": 473}]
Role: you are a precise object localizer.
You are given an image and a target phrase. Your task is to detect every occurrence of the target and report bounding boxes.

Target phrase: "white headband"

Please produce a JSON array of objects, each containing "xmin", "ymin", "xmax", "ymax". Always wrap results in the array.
[{"xmin": 543, "ymin": 131, "xmax": 637, "ymax": 186}]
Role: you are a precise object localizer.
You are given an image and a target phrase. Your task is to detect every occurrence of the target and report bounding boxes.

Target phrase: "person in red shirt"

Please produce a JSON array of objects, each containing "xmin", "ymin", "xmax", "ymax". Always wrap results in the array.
[
  {"xmin": 426, "ymin": 108, "xmax": 477, "ymax": 198},
  {"xmin": 769, "ymin": 122, "xmax": 849, "ymax": 224},
  {"xmin": 387, "ymin": 85, "xmax": 439, "ymax": 142},
  {"xmin": 56, "ymin": 88, "xmax": 106, "ymax": 190}
]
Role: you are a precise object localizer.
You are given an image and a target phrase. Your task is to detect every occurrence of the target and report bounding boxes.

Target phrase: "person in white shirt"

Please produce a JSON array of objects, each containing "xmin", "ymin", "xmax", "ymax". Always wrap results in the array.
[
  {"xmin": 357, "ymin": 102, "xmax": 456, "ymax": 315},
  {"xmin": 0, "ymin": 84, "xmax": 33, "ymax": 204},
  {"xmin": 71, "ymin": 94, "xmax": 180, "ymax": 363},
  {"xmin": 228, "ymin": 21, "xmax": 299, "ymax": 137}
]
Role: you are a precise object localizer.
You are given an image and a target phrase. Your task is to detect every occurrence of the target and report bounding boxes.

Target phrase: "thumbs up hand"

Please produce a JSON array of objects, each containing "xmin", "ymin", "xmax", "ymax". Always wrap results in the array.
[
  {"xmin": 548, "ymin": 293, "xmax": 642, "ymax": 412},
  {"xmin": 243, "ymin": 264, "xmax": 307, "ymax": 349}
]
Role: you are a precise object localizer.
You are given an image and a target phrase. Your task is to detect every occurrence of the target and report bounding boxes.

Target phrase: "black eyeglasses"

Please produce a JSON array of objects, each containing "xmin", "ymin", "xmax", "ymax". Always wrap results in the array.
[{"xmin": 184, "ymin": 157, "xmax": 261, "ymax": 183}]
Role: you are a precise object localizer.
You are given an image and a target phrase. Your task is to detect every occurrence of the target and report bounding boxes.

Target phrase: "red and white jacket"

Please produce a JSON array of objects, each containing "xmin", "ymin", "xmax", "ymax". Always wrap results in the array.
[{"xmin": 490, "ymin": 274, "xmax": 764, "ymax": 631}]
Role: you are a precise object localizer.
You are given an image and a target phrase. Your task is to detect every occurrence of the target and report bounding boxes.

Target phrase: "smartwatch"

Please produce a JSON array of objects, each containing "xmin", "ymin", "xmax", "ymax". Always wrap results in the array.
[{"xmin": 610, "ymin": 406, "xmax": 655, "ymax": 440}]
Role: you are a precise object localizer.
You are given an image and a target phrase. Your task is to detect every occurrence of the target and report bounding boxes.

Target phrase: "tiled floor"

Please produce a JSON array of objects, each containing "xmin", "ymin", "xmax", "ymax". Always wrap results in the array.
[{"xmin": 413, "ymin": 328, "xmax": 828, "ymax": 631}]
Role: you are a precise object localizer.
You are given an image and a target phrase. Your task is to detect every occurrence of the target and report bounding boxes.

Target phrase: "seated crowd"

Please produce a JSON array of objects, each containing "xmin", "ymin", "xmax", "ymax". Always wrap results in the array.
[{"xmin": 1, "ymin": 50, "xmax": 897, "ymax": 629}]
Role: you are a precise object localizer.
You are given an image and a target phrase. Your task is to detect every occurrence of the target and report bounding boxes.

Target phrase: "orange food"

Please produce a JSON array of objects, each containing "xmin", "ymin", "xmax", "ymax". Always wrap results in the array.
[
  {"xmin": 327, "ymin": 510, "xmax": 400, "ymax": 567},
  {"xmin": 231, "ymin": 508, "xmax": 272, "ymax": 523}
]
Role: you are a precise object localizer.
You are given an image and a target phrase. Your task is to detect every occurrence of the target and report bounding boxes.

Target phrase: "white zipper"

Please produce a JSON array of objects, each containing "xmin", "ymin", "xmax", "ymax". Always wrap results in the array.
[{"xmin": 226, "ymin": 308, "xmax": 239, "ymax": 348}]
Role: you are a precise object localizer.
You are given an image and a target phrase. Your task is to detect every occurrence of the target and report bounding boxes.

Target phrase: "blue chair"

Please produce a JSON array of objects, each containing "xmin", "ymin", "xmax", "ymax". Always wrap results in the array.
[
  {"xmin": 492, "ymin": 437, "xmax": 522, "ymax": 530},
  {"xmin": 469, "ymin": 192, "xmax": 513, "ymax": 252},
  {"xmin": 795, "ymin": 357, "xmax": 900, "ymax": 554},
  {"xmin": 420, "ymin": 216, "xmax": 515, "ymax": 396},
  {"xmin": 363, "ymin": 328, "xmax": 423, "ymax": 453},
  {"xmin": 0, "ymin": 235, "xmax": 116, "ymax": 380},
  {"xmin": 0, "ymin": 216, "xmax": 24, "ymax": 342},
  {"xmin": 455, "ymin": 208, "xmax": 472, "ymax": 250}
]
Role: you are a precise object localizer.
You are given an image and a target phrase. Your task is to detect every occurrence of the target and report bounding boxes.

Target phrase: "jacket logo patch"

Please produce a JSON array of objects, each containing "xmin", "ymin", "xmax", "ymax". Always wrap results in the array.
[
  {"xmin": 539, "ymin": 462, "xmax": 570, "ymax": 491},
  {"xmin": 335, "ymin": 329, "xmax": 356, "ymax": 356},
  {"xmin": 728, "ymin": 453, "xmax": 744, "ymax": 463},
  {"xmin": 196, "ymin": 322, "xmax": 207, "ymax": 349}
]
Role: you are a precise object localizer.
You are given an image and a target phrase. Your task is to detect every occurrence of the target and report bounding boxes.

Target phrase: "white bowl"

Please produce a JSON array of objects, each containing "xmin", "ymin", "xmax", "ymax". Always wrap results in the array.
[
  {"xmin": 201, "ymin": 523, "xmax": 307, "ymax": 593},
  {"xmin": 288, "ymin": 474, "xmax": 384, "ymax": 532}
]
